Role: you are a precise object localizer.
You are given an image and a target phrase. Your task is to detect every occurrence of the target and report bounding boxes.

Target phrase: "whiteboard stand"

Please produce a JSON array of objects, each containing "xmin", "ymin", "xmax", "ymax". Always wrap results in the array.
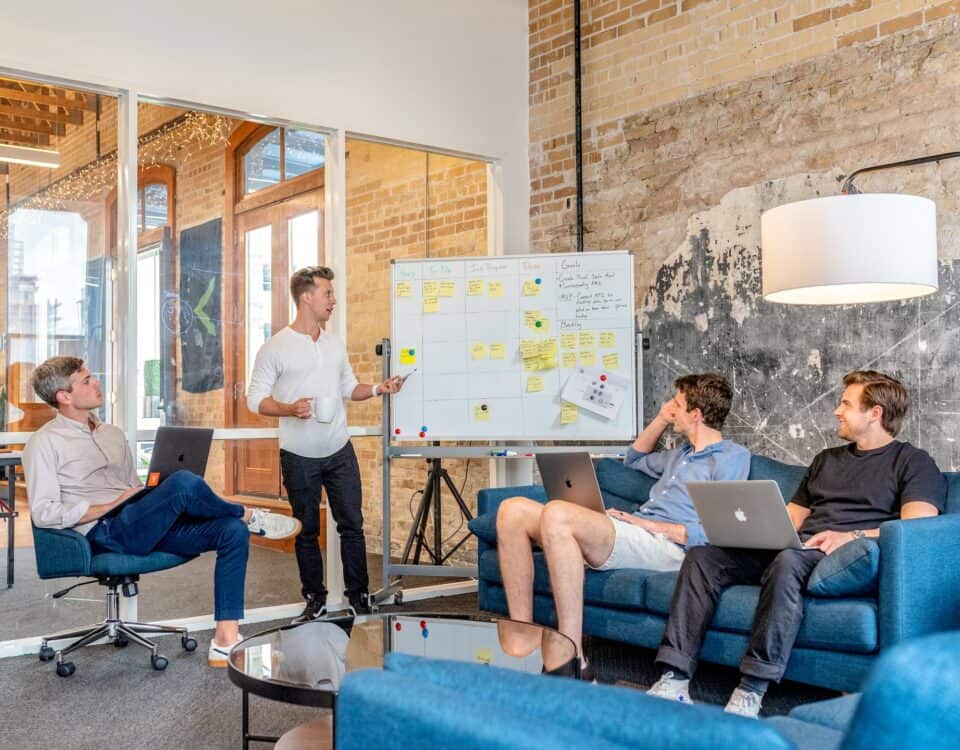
[{"xmin": 372, "ymin": 338, "xmax": 480, "ymax": 609}]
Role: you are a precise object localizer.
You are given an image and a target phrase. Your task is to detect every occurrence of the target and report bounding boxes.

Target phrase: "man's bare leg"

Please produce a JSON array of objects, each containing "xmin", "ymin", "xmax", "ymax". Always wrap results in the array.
[
  {"xmin": 496, "ymin": 497, "xmax": 547, "ymax": 623},
  {"xmin": 540, "ymin": 501, "xmax": 616, "ymax": 660}
]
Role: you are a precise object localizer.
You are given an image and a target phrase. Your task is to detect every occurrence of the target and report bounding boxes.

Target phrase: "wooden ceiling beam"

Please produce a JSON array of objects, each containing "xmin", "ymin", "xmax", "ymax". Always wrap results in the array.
[
  {"xmin": 0, "ymin": 78, "xmax": 98, "ymax": 113},
  {"xmin": 0, "ymin": 115, "xmax": 66, "ymax": 137},
  {"xmin": 0, "ymin": 130, "xmax": 51, "ymax": 147},
  {"xmin": 0, "ymin": 100, "xmax": 83, "ymax": 126}
]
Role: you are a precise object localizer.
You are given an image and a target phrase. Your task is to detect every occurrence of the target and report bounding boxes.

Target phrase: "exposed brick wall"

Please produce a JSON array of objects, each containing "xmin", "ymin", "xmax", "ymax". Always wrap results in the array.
[
  {"xmin": 529, "ymin": 0, "xmax": 960, "ymax": 254},
  {"xmin": 345, "ymin": 140, "xmax": 489, "ymax": 563}
]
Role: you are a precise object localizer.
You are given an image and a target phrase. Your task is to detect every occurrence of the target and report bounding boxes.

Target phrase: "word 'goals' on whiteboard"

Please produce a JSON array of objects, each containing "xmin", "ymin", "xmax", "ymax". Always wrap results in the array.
[{"xmin": 390, "ymin": 251, "xmax": 637, "ymax": 441}]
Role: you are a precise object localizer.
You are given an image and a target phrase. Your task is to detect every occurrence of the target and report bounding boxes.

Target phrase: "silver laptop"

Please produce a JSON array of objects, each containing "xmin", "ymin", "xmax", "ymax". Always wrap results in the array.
[
  {"xmin": 535, "ymin": 452, "xmax": 605, "ymax": 513},
  {"xmin": 686, "ymin": 480, "xmax": 811, "ymax": 550}
]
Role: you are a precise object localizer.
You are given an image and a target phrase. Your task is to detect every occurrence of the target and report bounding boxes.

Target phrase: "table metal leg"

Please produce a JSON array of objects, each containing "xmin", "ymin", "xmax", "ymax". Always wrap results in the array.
[{"xmin": 6, "ymin": 465, "xmax": 13, "ymax": 588}]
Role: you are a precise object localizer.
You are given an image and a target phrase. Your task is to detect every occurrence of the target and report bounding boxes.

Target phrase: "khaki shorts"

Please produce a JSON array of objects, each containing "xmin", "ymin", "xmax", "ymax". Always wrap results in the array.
[{"xmin": 590, "ymin": 518, "xmax": 685, "ymax": 572}]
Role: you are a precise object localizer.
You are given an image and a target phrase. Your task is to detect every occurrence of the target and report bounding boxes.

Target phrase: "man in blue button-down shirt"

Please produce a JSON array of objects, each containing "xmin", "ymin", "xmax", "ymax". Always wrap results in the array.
[{"xmin": 497, "ymin": 373, "xmax": 750, "ymax": 671}]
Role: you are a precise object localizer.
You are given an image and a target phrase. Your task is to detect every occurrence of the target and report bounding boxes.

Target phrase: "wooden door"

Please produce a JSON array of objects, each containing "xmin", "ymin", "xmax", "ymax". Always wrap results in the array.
[{"xmin": 226, "ymin": 190, "xmax": 324, "ymax": 496}]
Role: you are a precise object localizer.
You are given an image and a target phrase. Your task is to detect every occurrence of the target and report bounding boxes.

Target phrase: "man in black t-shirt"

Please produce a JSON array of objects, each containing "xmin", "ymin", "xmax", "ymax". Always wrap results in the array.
[{"xmin": 645, "ymin": 370, "xmax": 946, "ymax": 718}]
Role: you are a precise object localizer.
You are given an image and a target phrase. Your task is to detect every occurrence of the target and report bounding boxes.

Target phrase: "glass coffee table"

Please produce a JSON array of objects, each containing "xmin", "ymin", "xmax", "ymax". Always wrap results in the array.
[{"xmin": 227, "ymin": 612, "xmax": 578, "ymax": 749}]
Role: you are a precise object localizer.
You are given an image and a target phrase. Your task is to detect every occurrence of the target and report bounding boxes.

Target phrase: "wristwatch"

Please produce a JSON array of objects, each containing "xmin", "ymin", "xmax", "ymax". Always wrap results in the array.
[{"xmin": 851, "ymin": 529, "xmax": 866, "ymax": 540}]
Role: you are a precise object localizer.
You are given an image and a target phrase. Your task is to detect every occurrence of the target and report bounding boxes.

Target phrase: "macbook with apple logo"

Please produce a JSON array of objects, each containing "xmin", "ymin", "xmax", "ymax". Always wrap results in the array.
[{"xmin": 685, "ymin": 480, "xmax": 811, "ymax": 550}]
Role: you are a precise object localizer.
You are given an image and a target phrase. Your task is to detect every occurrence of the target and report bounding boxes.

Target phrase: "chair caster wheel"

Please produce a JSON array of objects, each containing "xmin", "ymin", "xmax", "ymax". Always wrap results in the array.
[
  {"xmin": 39, "ymin": 646, "xmax": 55, "ymax": 662},
  {"xmin": 114, "ymin": 635, "xmax": 129, "ymax": 648},
  {"xmin": 56, "ymin": 661, "xmax": 76, "ymax": 677},
  {"xmin": 151, "ymin": 654, "xmax": 168, "ymax": 671},
  {"xmin": 182, "ymin": 636, "xmax": 198, "ymax": 652}
]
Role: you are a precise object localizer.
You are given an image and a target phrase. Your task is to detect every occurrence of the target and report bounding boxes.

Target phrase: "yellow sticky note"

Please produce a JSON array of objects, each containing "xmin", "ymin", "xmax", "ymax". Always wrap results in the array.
[
  {"xmin": 400, "ymin": 348, "xmax": 417, "ymax": 365},
  {"xmin": 527, "ymin": 375, "xmax": 544, "ymax": 392},
  {"xmin": 562, "ymin": 351, "xmax": 578, "ymax": 368},
  {"xmin": 423, "ymin": 280, "xmax": 440, "ymax": 296},
  {"xmin": 539, "ymin": 356, "xmax": 557, "ymax": 371},
  {"xmin": 490, "ymin": 343, "xmax": 506, "ymax": 360},
  {"xmin": 580, "ymin": 349, "xmax": 596, "ymax": 366},
  {"xmin": 395, "ymin": 281, "xmax": 411, "ymax": 298},
  {"xmin": 488, "ymin": 280, "xmax": 504, "ymax": 298},
  {"xmin": 602, "ymin": 352, "xmax": 620, "ymax": 370},
  {"xmin": 423, "ymin": 295, "xmax": 439, "ymax": 313},
  {"xmin": 439, "ymin": 280, "xmax": 456, "ymax": 297},
  {"xmin": 561, "ymin": 402, "xmax": 578, "ymax": 425},
  {"xmin": 471, "ymin": 343, "xmax": 488, "ymax": 360},
  {"xmin": 600, "ymin": 331, "xmax": 616, "ymax": 348},
  {"xmin": 520, "ymin": 339, "xmax": 539, "ymax": 359},
  {"xmin": 523, "ymin": 280, "xmax": 541, "ymax": 296},
  {"xmin": 473, "ymin": 404, "xmax": 491, "ymax": 422},
  {"xmin": 579, "ymin": 331, "xmax": 595, "ymax": 348},
  {"xmin": 475, "ymin": 646, "xmax": 493, "ymax": 664},
  {"xmin": 539, "ymin": 339, "xmax": 557, "ymax": 357},
  {"xmin": 522, "ymin": 357, "xmax": 540, "ymax": 372},
  {"xmin": 560, "ymin": 333, "xmax": 577, "ymax": 350},
  {"xmin": 467, "ymin": 279, "xmax": 484, "ymax": 296}
]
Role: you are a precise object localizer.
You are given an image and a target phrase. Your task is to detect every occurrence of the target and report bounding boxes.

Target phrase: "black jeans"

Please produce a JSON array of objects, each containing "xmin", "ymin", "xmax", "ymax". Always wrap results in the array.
[
  {"xmin": 656, "ymin": 545, "xmax": 825, "ymax": 682},
  {"xmin": 280, "ymin": 442, "xmax": 368, "ymax": 601}
]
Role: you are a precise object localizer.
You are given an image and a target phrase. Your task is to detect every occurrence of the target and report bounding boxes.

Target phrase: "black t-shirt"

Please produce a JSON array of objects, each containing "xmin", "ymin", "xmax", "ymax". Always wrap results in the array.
[{"xmin": 792, "ymin": 440, "xmax": 946, "ymax": 539}]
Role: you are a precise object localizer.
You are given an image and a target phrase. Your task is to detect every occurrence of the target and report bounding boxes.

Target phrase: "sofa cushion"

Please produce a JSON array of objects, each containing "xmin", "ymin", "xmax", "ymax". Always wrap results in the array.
[
  {"xmin": 468, "ymin": 511, "xmax": 498, "ymax": 546},
  {"xmin": 479, "ymin": 549, "xmax": 648, "ymax": 609},
  {"xmin": 747, "ymin": 455, "xmax": 806, "ymax": 501},
  {"xmin": 644, "ymin": 572, "xmax": 878, "ymax": 653},
  {"xmin": 806, "ymin": 539, "xmax": 880, "ymax": 597}
]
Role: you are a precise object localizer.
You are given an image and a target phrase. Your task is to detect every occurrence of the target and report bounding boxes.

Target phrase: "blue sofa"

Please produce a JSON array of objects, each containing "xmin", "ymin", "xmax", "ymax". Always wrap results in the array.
[
  {"xmin": 335, "ymin": 630, "xmax": 960, "ymax": 749},
  {"xmin": 468, "ymin": 455, "xmax": 960, "ymax": 692}
]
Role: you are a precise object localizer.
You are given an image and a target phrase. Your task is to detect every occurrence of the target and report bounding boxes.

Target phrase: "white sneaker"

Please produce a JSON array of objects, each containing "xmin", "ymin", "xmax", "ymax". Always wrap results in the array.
[
  {"xmin": 724, "ymin": 687, "xmax": 763, "ymax": 718},
  {"xmin": 247, "ymin": 509, "xmax": 301, "ymax": 541},
  {"xmin": 646, "ymin": 671, "xmax": 693, "ymax": 703},
  {"xmin": 208, "ymin": 635, "xmax": 243, "ymax": 668}
]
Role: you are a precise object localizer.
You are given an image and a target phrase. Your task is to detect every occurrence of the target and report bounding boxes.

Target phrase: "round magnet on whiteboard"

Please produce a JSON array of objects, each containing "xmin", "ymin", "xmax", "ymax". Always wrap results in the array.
[
  {"xmin": 600, "ymin": 374, "xmax": 607, "ymax": 381},
  {"xmin": 395, "ymin": 428, "xmax": 401, "ymax": 435},
  {"xmin": 535, "ymin": 278, "xmax": 542, "ymax": 284}
]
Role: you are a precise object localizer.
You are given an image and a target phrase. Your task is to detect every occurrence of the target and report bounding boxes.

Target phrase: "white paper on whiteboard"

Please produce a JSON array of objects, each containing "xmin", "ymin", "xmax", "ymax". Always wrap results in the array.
[{"xmin": 561, "ymin": 368, "xmax": 630, "ymax": 419}]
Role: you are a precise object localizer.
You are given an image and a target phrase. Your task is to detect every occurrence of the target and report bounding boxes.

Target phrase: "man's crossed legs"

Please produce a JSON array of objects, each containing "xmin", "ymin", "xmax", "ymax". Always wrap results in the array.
[{"xmin": 496, "ymin": 497, "xmax": 684, "ymax": 669}]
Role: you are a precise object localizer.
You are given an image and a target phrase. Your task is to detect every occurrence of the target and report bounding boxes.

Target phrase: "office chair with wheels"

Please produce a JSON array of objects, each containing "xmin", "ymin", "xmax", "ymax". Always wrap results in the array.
[{"xmin": 33, "ymin": 524, "xmax": 198, "ymax": 677}]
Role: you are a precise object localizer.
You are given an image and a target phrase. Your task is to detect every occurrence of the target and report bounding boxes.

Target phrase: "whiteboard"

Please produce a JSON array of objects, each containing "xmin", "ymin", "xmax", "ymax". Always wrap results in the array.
[{"xmin": 390, "ymin": 251, "xmax": 637, "ymax": 441}]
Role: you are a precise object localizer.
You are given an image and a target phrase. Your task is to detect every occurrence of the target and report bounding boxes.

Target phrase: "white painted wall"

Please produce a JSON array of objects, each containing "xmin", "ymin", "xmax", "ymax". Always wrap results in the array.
[{"xmin": 0, "ymin": 0, "xmax": 530, "ymax": 252}]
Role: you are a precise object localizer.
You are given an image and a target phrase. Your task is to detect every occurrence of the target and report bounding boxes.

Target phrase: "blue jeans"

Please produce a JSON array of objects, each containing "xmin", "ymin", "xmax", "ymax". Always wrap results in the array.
[{"xmin": 87, "ymin": 470, "xmax": 248, "ymax": 621}]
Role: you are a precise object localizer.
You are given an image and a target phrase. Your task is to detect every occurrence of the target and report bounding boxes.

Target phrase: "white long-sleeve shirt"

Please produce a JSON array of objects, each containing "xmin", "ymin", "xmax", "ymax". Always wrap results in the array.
[
  {"xmin": 23, "ymin": 413, "xmax": 139, "ymax": 535},
  {"xmin": 247, "ymin": 326, "xmax": 359, "ymax": 459}
]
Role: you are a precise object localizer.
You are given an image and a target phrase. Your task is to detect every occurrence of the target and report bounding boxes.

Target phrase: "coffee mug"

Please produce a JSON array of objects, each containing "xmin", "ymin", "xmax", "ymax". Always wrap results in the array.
[{"xmin": 312, "ymin": 396, "xmax": 339, "ymax": 423}]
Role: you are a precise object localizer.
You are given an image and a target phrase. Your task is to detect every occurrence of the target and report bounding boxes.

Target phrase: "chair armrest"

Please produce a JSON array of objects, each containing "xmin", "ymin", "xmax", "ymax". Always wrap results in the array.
[
  {"xmin": 879, "ymin": 514, "xmax": 960, "ymax": 647},
  {"xmin": 477, "ymin": 485, "xmax": 547, "ymax": 517},
  {"xmin": 32, "ymin": 525, "xmax": 93, "ymax": 579}
]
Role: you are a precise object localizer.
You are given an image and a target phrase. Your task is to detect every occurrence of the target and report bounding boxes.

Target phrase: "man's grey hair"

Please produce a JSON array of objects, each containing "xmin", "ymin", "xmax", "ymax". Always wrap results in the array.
[{"xmin": 30, "ymin": 356, "xmax": 84, "ymax": 408}]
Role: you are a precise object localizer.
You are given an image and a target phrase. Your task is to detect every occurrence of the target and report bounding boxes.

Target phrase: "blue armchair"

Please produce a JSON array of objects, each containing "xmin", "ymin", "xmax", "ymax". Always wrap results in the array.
[
  {"xmin": 335, "ymin": 630, "xmax": 960, "ymax": 750},
  {"xmin": 33, "ymin": 524, "xmax": 198, "ymax": 677}
]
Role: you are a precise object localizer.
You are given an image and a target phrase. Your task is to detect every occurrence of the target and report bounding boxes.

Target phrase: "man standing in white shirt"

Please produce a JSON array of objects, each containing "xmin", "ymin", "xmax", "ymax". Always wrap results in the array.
[{"xmin": 247, "ymin": 266, "xmax": 403, "ymax": 621}]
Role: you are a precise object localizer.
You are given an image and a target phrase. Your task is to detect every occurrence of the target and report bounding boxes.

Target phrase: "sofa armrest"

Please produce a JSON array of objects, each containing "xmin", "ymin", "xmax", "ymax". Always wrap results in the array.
[
  {"xmin": 370, "ymin": 653, "xmax": 792, "ymax": 750},
  {"xmin": 32, "ymin": 525, "xmax": 93, "ymax": 579},
  {"xmin": 878, "ymin": 514, "xmax": 960, "ymax": 647},
  {"xmin": 477, "ymin": 484, "xmax": 547, "ymax": 517}
]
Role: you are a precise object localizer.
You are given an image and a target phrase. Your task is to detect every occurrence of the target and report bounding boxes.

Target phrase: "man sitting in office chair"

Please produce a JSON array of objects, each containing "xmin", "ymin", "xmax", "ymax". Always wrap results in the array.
[
  {"xmin": 22, "ymin": 356, "xmax": 302, "ymax": 667},
  {"xmin": 646, "ymin": 370, "xmax": 946, "ymax": 717},
  {"xmin": 496, "ymin": 373, "xmax": 750, "ymax": 677}
]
